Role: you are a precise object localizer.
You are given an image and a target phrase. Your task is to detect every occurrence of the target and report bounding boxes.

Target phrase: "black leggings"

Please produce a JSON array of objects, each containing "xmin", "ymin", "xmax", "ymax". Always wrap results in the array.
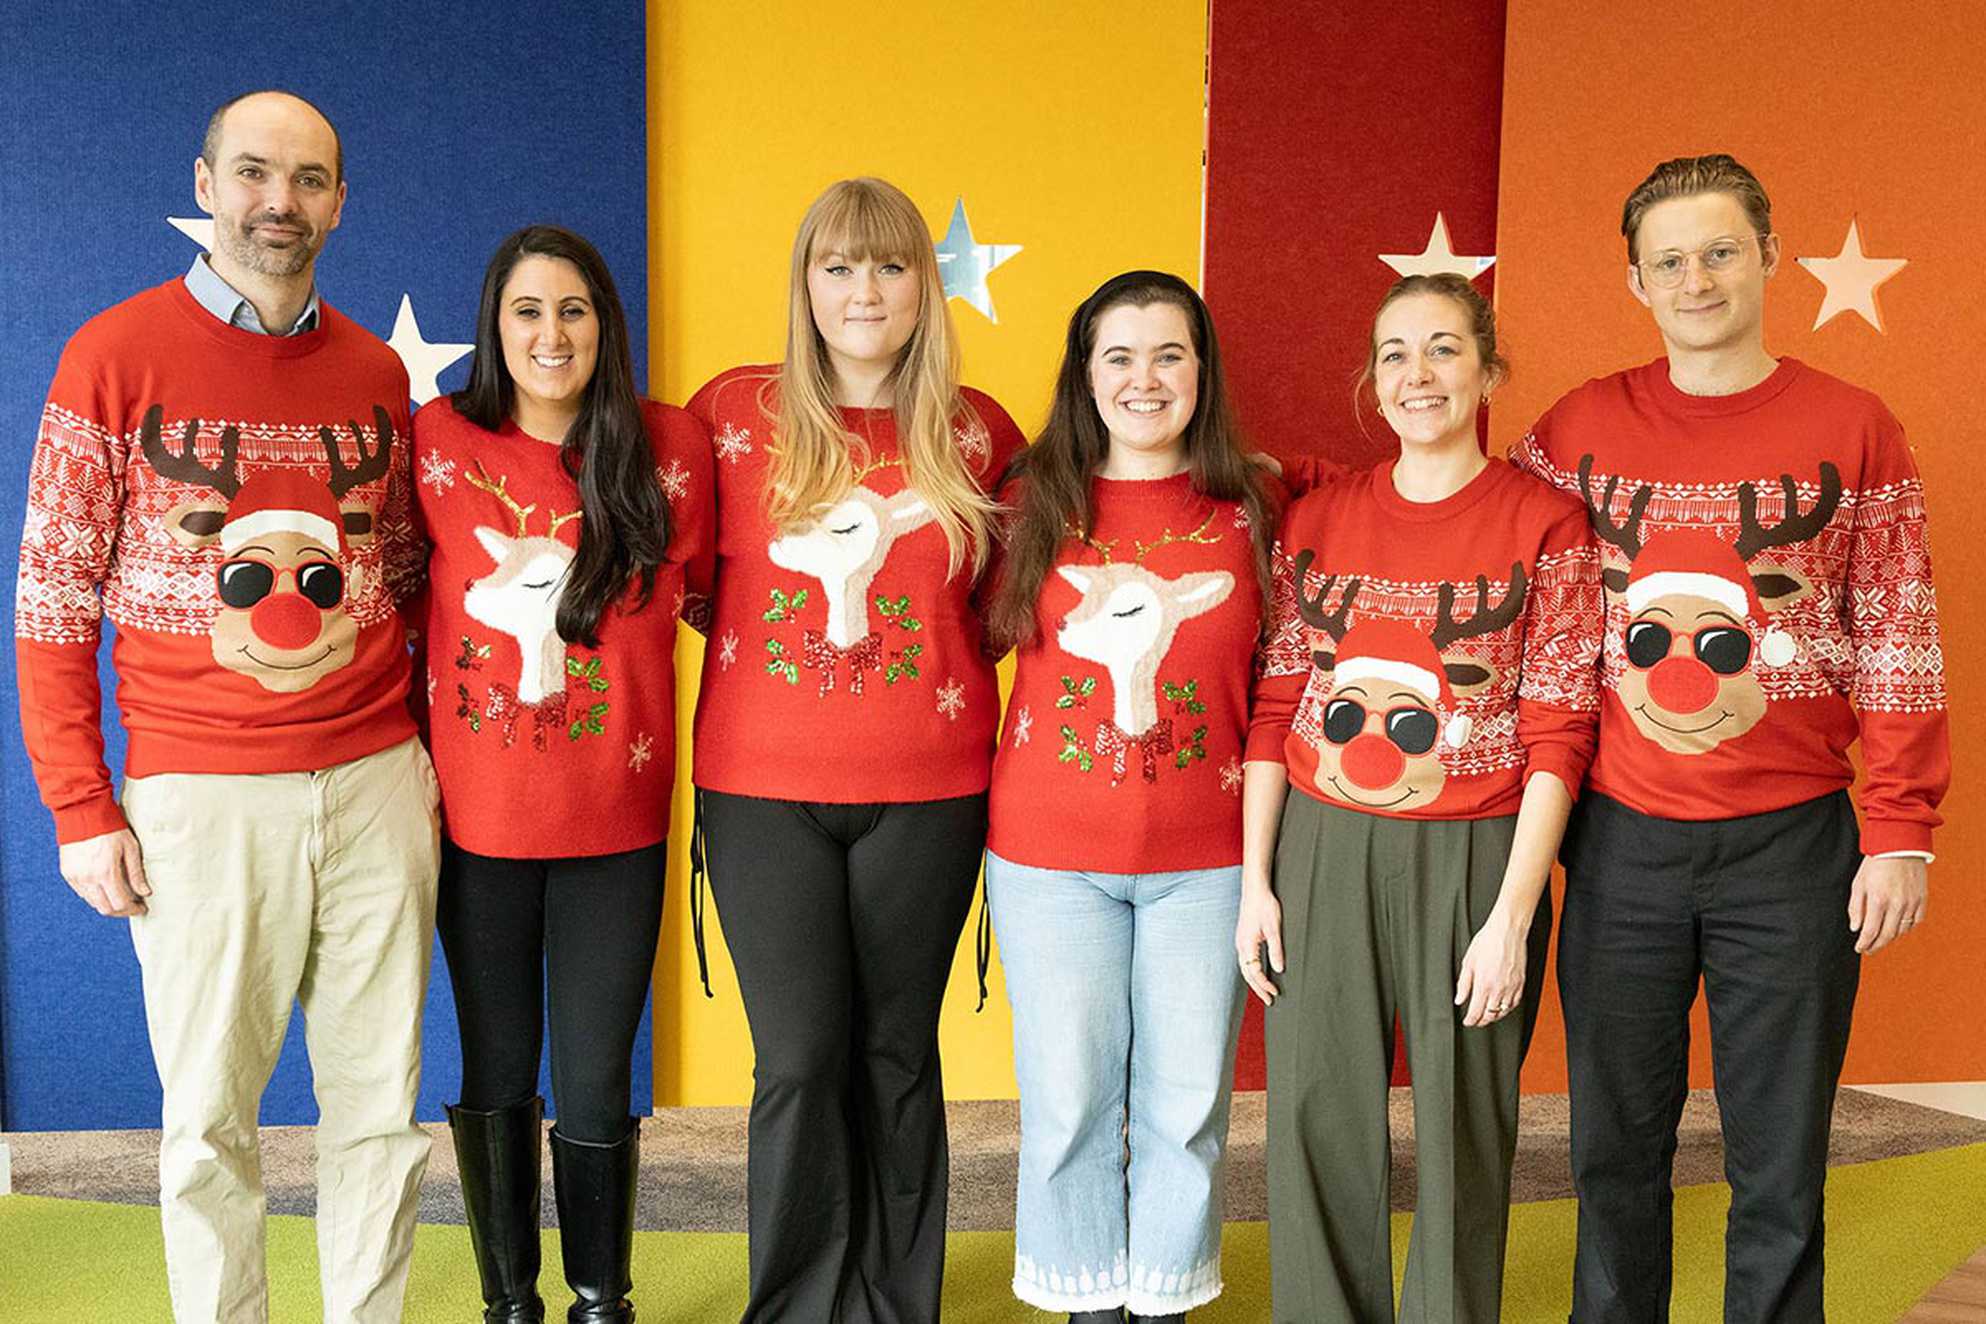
[
  {"xmin": 701, "ymin": 789, "xmax": 987, "ymax": 1324},
  {"xmin": 436, "ymin": 838, "xmax": 667, "ymax": 1144}
]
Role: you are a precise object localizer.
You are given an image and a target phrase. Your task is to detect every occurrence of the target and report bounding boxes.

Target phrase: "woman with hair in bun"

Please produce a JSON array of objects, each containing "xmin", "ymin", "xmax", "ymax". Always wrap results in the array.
[
  {"xmin": 685, "ymin": 177, "xmax": 1025, "ymax": 1321},
  {"xmin": 1240, "ymin": 273, "xmax": 1602, "ymax": 1322}
]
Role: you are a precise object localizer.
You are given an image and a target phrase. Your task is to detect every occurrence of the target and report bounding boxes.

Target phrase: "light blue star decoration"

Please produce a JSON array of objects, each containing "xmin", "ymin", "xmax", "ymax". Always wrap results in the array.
[{"xmin": 934, "ymin": 197, "xmax": 1021, "ymax": 323}]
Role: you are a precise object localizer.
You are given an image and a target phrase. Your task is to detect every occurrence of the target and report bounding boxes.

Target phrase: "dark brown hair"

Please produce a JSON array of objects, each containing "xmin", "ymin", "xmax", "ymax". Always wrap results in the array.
[
  {"xmin": 988, "ymin": 270, "xmax": 1276, "ymax": 649},
  {"xmin": 454, "ymin": 225, "xmax": 668, "ymax": 648},
  {"xmin": 1620, "ymin": 154, "xmax": 1772, "ymax": 263}
]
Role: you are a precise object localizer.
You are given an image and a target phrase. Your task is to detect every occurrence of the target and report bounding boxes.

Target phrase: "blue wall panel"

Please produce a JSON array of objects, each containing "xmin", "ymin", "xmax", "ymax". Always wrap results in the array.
[{"xmin": 0, "ymin": 0, "xmax": 652, "ymax": 1129}]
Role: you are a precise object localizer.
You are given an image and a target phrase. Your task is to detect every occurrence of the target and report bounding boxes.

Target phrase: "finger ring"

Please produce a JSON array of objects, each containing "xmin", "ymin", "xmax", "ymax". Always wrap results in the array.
[{"xmin": 1242, "ymin": 956, "xmax": 1261, "ymax": 966}]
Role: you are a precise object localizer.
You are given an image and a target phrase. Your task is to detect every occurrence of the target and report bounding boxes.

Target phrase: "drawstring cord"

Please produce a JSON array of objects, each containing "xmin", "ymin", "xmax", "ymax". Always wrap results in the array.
[
  {"xmin": 689, "ymin": 790, "xmax": 714, "ymax": 998},
  {"xmin": 974, "ymin": 874, "xmax": 993, "ymax": 1012}
]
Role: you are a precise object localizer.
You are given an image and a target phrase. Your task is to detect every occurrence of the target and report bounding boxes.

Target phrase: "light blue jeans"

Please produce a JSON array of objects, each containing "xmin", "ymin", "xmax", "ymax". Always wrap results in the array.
[{"xmin": 986, "ymin": 852, "xmax": 1247, "ymax": 1316}]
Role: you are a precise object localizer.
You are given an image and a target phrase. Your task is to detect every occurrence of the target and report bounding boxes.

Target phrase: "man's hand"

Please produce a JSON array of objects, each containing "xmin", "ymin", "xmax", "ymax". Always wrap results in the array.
[
  {"xmin": 58, "ymin": 829, "xmax": 150, "ymax": 917},
  {"xmin": 1847, "ymin": 855, "xmax": 1927, "ymax": 954}
]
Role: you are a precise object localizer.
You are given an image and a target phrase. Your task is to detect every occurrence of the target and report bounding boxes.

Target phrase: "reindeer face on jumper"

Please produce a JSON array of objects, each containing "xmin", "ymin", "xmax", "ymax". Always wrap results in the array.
[
  {"xmin": 767, "ymin": 487, "xmax": 934, "ymax": 647},
  {"xmin": 1056, "ymin": 563, "xmax": 1234, "ymax": 736},
  {"xmin": 1580, "ymin": 456, "xmax": 1836, "ymax": 755},
  {"xmin": 1295, "ymin": 555, "xmax": 1521, "ymax": 811},
  {"xmin": 146, "ymin": 405, "xmax": 387, "ymax": 693},
  {"xmin": 461, "ymin": 462, "xmax": 580, "ymax": 707}
]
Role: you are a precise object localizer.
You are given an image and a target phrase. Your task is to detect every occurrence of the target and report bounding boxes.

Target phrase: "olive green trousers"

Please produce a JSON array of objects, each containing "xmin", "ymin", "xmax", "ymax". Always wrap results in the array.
[{"xmin": 1265, "ymin": 790, "xmax": 1549, "ymax": 1323}]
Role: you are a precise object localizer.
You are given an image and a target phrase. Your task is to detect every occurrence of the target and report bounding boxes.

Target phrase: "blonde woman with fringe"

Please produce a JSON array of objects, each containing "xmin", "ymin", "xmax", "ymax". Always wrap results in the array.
[{"xmin": 683, "ymin": 177, "xmax": 1025, "ymax": 1322}]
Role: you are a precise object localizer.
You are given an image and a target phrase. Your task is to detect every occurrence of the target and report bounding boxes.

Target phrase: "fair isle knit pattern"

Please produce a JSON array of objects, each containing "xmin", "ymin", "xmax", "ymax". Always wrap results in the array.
[
  {"xmin": 16, "ymin": 280, "xmax": 418, "ymax": 842},
  {"xmin": 20, "ymin": 405, "xmax": 410, "ymax": 642},
  {"xmin": 1509, "ymin": 356, "xmax": 1948, "ymax": 854}
]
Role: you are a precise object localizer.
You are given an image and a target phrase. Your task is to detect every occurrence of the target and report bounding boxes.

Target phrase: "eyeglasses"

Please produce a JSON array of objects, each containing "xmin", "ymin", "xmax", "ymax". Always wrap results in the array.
[
  {"xmin": 1322, "ymin": 697, "xmax": 1439, "ymax": 755},
  {"xmin": 1624, "ymin": 620, "xmax": 1752, "ymax": 675},
  {"xmin": 217, "ymin": 557, "xmax": 344, "ymax": 609},
  {"xmin": 1635, "ymin": 234, "xmax": 1768, "ymax": 289}
]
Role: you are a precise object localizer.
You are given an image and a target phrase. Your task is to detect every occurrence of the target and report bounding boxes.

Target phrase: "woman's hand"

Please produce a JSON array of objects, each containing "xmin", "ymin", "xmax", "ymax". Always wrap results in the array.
[
  {"xmin": 1455, "ymin": 906, "xmax": 1528, "ymax": 1028},
  {"xmin": 1236, "ymin": 882, "xmax": 1285, "ymax": 1007}
]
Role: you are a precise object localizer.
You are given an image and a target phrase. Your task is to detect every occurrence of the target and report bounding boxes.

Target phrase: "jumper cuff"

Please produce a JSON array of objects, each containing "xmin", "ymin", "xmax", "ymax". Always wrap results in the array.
[
  {"xmin": 54, "ymin": 792, "xmax": 130, "ymax": 845},
  {"xmin": 1860, "ymin": 819, "xmax": 1934, "ymax": 858},
  {"xmin": 1523, "ymin": 751, "xmax": 1587, "ymax": 802},
  {"xmin": 1243, "ymin": 724, "xmax": 1290, "ymax": 764}
]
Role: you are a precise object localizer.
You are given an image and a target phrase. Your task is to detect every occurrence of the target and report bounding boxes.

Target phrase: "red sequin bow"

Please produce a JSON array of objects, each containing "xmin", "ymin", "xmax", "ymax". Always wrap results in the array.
[
  {"xmin": 803, "ymin": 628, "xmax": 884, "ymax": 696},
  {"xmin": 1093, "ymin": 717, "xmax": 1174, "ymax": 785}
]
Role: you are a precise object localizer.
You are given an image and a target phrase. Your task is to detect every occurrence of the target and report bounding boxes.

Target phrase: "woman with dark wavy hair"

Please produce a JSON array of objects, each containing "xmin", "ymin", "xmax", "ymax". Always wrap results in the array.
[
  {"xmin": 413, "ymin": 223, "xmax": 713, "ymax": 1323},
  {"xmin": 982, "ymin": 270, "xmax": 1279, "ymax": 1324}
]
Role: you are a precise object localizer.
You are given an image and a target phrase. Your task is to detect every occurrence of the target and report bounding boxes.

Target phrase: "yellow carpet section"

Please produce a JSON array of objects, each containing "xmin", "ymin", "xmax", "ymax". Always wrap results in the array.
[{"xmin": 4, "ymin": 1144, "xmax": 1983, "ymax": 1321}]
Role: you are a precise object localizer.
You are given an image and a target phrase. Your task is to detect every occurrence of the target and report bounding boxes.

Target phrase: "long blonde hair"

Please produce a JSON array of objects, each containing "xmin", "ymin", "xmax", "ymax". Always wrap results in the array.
[{"xmin": 766, "ymin": 178, "xmax": 998, "ymax": 576}]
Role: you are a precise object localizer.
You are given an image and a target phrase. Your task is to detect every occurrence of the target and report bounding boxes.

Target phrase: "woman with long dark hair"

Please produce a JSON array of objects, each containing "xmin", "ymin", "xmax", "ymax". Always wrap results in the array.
[
  {"xmin": 982, "ymin": 271, "xmax": 1277, "ymax": 1324},
  {"xmin": 1239, "ymin": 273, "xmax": 1600, "ymax": 1321},
  {"xmin": 414, "ymin": 223, "xmax": 713, "ymax": 1324},
  {"xmin": 684, "ymin": 177, "xmax": 1025, "ymax": 1321}
]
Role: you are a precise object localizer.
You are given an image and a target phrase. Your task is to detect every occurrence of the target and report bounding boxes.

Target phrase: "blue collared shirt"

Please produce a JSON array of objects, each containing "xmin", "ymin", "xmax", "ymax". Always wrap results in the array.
[{"xmin": 183, "ymin": 254, "xmax": 322, "ymax": 336}]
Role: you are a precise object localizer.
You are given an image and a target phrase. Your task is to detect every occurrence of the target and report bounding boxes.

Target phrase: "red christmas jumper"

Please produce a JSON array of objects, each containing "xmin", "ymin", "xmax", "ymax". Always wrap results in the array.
[
  {"xmin": 411, "ymin": 397, "xmax": 714, "ymax": 858},
  {"xmin": 1249, "ymin": 458, "xmax": 1602, "ymax": 820},
  {"xmin": 17, "ymin": 279, "xmax": 420, "ymax": 844},
  {"xmin": 988, "ymin": 473, "xmax": 1267, "ymax": 872},
  {"xmin": 1509, "ymin": 358, "xmax": 1949, "ymax": 855},
  {"xmin": 686, "ymin": 366, "xmax": 1025, "ymax": 803}
]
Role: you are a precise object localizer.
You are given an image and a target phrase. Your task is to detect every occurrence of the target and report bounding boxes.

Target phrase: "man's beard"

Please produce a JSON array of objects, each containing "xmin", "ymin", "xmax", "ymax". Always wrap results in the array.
[{"xmin": 216, "ymin": 212, "xmax": 320, "ymax": 277}]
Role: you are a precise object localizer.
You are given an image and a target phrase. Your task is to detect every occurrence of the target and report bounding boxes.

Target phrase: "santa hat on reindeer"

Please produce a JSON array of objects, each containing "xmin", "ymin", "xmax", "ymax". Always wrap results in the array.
[
  {"xmin": 1329, "ymin": 618, "xmax": 1474, "ymax": 750},
  {"xmin": 1622, "ymin": 529, "xmax": 1798, "ymax": 669}
]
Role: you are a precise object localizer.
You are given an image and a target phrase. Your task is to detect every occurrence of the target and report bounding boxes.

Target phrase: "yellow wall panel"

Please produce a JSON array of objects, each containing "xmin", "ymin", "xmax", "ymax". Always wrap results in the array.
[{"xmin": 649, "ymin": 1, "xmax": 1210, "ymax": 1105}]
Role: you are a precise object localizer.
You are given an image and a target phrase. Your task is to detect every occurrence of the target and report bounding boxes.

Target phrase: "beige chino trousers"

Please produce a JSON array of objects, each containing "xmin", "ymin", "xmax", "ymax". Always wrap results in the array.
[{"xmin": 123, "ymin": 736, "xmax": 441, "ymax": 1324}]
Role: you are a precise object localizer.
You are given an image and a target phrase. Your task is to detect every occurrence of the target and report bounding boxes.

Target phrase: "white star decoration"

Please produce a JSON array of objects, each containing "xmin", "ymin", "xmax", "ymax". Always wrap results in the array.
[
  {"xmin": 167, "ymin": 216, "xmax": 214, "ymax": 251},
  {"xmin": 386, "ymin": 294, "xmax": 472, "ymax": 406},
  {"xmin": 934, "ymin": 197, "xmax": 1021, "ymax": 322},
  {"xmin": 1797, "ymin": 220, "xmax": 1907, "ymax": 333},
  {"xmin": 1379, "ymin": 213, "xmax": 1495, "ymax": 281}
]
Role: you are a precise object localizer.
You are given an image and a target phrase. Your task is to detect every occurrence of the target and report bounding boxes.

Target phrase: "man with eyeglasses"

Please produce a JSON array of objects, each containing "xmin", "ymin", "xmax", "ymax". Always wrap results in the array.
[
  {"xmin": 1511, "ymin": 155, "xmax": 1948, "ymax": 1322},
  {"xmin": 15, "ymin": 90, "xmax": 437, "ymax": 1322}
]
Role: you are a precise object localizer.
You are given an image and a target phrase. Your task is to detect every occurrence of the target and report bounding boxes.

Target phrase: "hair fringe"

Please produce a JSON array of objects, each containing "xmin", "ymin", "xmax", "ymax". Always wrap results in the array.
[{"xmin": 768, "ymin": 178, "xmax": 998, "ymax": 578}]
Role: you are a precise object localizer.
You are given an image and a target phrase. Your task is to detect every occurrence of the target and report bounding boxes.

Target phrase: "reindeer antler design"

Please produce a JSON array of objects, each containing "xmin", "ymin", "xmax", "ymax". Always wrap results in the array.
[
  {"xmin": 1291, "ymin": 550, "xmax": 1359, "ymax": 642},
  {"xmin": 1578, "ymin": 454, "xmax": 1652, "ymax": 561},
  {"xmin": 464, "ymin": 462, "xmax": 539, "ymax": 537},
  {"xmin": 1733, "ymin": 462, "xmax": 1841, "ymax": 560},
  {"xmin": 140, "ymin": 405, "xmax": 242, "ymax": 498},
  {"xmin": 464, "ymin": 461, "xmax": 581, "ymax": 539},
  {"xmin": 1134, "ymin": 512, "xmax": 1223, "ymax": 563},
  {"xmin": 322, "ymin": 407, "xmax": 394, "ymax": 498},
  {"xmin": 1429, "ymin": 563, "xmax": 1528, "ymax": 650}
]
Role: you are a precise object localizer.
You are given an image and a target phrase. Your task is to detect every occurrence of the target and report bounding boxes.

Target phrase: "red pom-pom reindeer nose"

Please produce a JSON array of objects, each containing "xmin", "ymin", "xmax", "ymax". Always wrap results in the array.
[
  {"xmin": 251, "ymin": 592, "xmax": 321, "ymax": 650},
  {"xmin": 1340, "ymin": 732, "xmax": 1406, "ymax": 789},
  {"xmin": 1646, "ymin": 655, "xmax": 1718, "ymax": 714}
]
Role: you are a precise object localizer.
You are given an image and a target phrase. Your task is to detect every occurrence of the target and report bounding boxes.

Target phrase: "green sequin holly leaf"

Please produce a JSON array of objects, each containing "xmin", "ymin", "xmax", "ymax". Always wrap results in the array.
[
  {"xmin": 763, "ymin": 587, "xmax": 810, "ymax": 623},
  {"xmin": 1162, "ymin": 679, "xmax": 1208, "ymax": 715},
  {"xmin": 566, "ymin": 655, "xmax": 610, "ymax": 692},
  {"xmin": 874, "ymin": 593, "xmax": 924, "ymax": 631},
  {"xmin": 1173, "ymin": 722, "xmax": 1211, "ymax": 769},
  {"xmin": 764, "ymin": 638, "xmax": 799, "ymax": 685},
  {"xmin": 567, "ymin": 700, "xmax": 610, "ymax": 742},
  {"xmin": 1055, "ymin": 674, "xmax": 1098, "ymax": 710},
  {"xmin": 454, "ymin": 683, "xmax": 482, "ymax": 733},
  {"xmin": 886, "ymin": 642, "xmax": 925, "ymax": 685},
  {"xmin": 1058, "ymin": 724, "xmax": 1095, "ymax": 772},
  {"xmin": 455, "ymin": 636, "xmax": 491, "ymax": 671}
]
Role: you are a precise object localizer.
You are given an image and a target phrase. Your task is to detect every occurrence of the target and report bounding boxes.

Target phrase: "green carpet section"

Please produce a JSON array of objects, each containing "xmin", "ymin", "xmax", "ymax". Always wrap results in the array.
[{"xmin": 5, "ymin": 1144, "xmax": 1983, "ymax": 1321}]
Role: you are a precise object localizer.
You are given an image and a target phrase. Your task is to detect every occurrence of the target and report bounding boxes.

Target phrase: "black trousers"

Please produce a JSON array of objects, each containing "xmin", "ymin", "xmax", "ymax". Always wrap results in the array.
[
  {"xmin": 701, "ymin": 790, "xmax": 988, "ymax": 1324},
  {"xmin": 1557, "ymin": 791, "xmax": 1861, "ymax": 1324},
  {"xmin": 436, "ymin": 838, "xmax": 667, "ymax": 1144}
]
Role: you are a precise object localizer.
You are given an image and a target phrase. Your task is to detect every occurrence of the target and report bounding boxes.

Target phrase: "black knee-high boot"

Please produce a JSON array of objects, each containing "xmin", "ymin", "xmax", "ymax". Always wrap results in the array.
[
  {"xmin": 449, "ymin": 1096, "xmax": 547, "ymax": 1324},
  {"xmin": 551, "ymin": 1119, "xmax": 640, "ymax": 1323}
]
